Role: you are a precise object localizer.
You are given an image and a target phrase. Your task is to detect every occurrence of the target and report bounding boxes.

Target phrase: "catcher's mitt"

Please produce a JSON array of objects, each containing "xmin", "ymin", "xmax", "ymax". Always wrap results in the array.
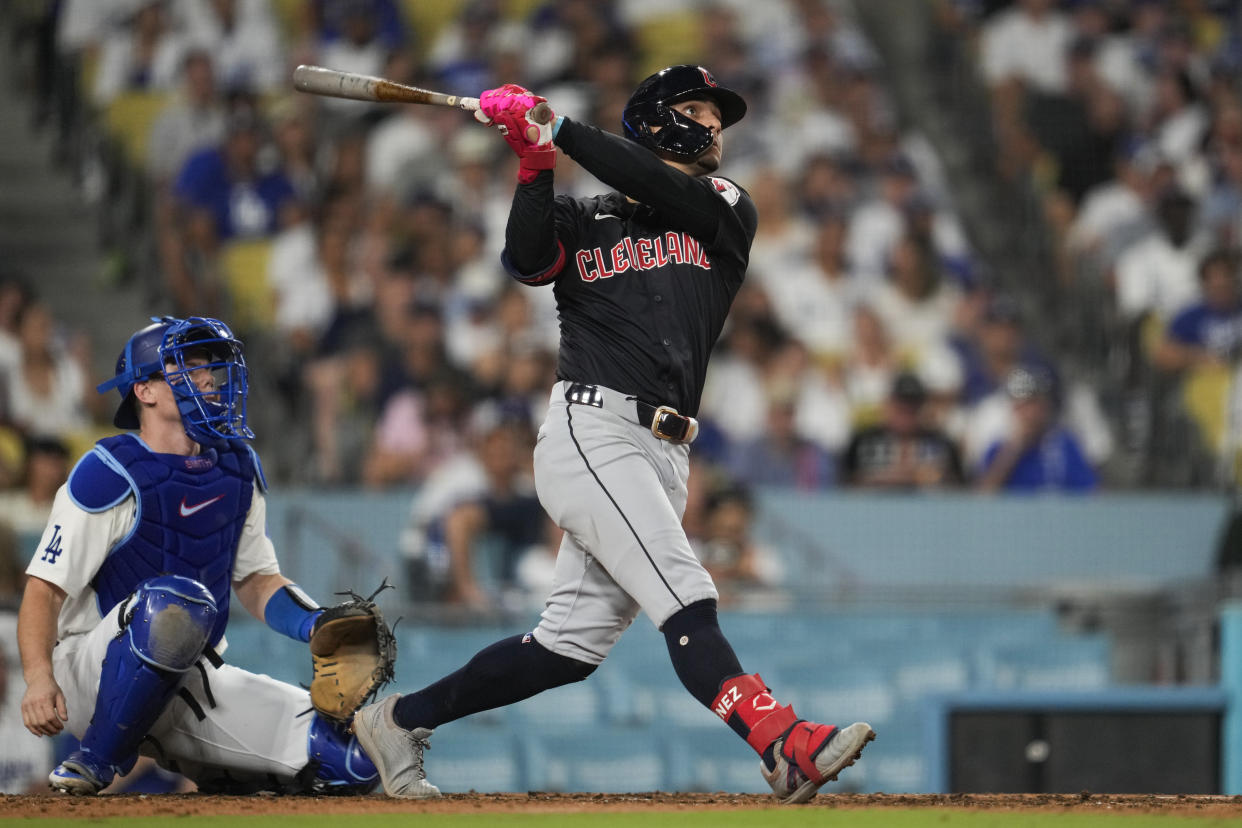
[{"xmin": 309, "ymin": 580, "xmax": 397, "ymax": 723}]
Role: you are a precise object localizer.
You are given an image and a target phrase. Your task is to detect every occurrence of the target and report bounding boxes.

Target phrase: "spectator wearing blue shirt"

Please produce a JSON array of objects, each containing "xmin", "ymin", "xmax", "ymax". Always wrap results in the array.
[
  {"xmin": 173, "ymin": 107, "xmax": 297, "ymax": 243},
  {"xmin": 1154, "ymin": 249, "xmax": 1242, "ymax": 373},
  {"xmin": 978, "ymin": 367, "xmax": 1097, "ymax": 493}
]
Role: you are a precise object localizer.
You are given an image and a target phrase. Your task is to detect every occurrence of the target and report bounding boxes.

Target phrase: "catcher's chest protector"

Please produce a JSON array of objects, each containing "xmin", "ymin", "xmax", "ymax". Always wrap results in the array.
[{"xmin": 88, "ymin": 434, "xmax": 254, "ymax": 647}]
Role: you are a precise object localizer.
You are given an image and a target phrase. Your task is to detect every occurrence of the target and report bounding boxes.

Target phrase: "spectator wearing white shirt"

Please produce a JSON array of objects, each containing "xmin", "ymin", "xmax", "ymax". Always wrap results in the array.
[
  {"xmin": 180, "ymin": 0, "xmax": 285, "ymax": 94},
  {"xmin": 979, "ymin": 0, "xmax": 1072, "ymax": 94},
  {"xmin": 91, "ymin": 0, "xmax": 188, "ymax": 106},
  {"xmin": 766, "ymin": 212, "xmax": 861, "ymax": 361},
  {"xmin": 867, "ymin": 231, "xmax": 963, "ymax": 357},
  {"xmin": 1113, "ymin": 187, "xmax": 1207, "ymax": 325}
]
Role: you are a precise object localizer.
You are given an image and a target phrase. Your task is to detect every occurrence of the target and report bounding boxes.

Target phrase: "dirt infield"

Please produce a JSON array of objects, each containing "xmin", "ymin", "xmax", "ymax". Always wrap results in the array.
[{"xmin": 3, "ymin": 792, "xmax": 1242, "ymax": 819}]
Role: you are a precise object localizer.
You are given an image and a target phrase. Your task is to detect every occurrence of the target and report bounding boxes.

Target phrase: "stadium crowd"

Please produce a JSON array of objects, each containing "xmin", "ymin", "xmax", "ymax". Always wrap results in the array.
[{"xmin": 0, "ymin": 0, "xmax": 1239, "ymax": 608}]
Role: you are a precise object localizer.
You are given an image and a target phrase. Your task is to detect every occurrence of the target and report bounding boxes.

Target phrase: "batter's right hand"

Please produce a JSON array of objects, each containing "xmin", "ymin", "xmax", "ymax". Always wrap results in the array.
[{"xmin": 21, "ymin": 672, "xmax": 68, "ymax": 737}]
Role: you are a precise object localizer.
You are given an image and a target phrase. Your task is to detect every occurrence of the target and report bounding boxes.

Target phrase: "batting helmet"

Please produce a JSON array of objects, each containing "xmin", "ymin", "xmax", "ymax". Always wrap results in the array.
[
  {"xmin": 97, "ymin": 316, "xmax": 253, "ymax": 443},
  {"xmin": 622, "ymin": 65, "xmax": 746, "ymax": 161}
]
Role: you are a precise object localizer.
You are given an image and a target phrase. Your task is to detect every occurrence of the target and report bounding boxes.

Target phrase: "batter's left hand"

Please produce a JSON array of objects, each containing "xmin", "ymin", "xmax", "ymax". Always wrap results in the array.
[{"xmin": 475, "ymin": 83, "xmax": 556, "ymax": 182}]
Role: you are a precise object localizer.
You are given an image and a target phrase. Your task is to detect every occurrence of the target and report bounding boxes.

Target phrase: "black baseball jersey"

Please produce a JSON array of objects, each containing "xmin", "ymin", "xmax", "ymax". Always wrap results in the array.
[{"xmin": 501, "ymin": 119, "xmax": 758, "ymax": 417}]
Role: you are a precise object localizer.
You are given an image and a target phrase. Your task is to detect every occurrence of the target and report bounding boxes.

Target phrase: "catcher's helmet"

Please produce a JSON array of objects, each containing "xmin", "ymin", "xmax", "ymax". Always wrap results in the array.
[
  {"xmin": 622, "ymin": 65, "xmax": 746, "ymax": 161},
  {"xmin": 97, "ymin": 316, "xmax": 253, "ymax": 443}
]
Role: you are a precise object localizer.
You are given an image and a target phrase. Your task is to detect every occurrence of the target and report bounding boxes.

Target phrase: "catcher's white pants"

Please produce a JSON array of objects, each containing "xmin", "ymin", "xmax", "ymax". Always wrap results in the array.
[
  {"xmin": 53, "ymin": 600, "xmax": 313, "ymax": 786},
  {"xmin": 531, "ymin": 382, "xmax": 718, "ymax": 665}
]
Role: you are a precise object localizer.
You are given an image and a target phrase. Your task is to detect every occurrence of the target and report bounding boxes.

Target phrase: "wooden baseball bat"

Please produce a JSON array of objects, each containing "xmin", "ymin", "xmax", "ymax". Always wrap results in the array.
[{"xmin": 292, "ymin": 64, "xmax": 553, "ymax": 124}]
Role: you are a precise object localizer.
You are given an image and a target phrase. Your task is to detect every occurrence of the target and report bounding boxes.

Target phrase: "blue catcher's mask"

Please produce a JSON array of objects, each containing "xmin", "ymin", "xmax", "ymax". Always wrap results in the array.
[{"xmin": 97, "ymin": 316, "xmax": 253, "ymax": 444}]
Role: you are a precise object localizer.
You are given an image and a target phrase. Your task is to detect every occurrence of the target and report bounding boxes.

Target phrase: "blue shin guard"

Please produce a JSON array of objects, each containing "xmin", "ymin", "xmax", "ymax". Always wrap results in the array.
[
  {"xmin": 307, "ymin": 713, "xmax": 379, "ymax": 794},
  {"xmin": 53, "ymin": 576, "xmax": 217, "ymax": 794}
]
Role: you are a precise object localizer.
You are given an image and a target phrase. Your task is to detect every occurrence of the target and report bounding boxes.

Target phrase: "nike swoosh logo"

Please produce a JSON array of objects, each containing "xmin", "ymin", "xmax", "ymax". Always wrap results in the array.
[
  {"xmin": 594, "ymin": 212, "xmax": 622, "ymax": 221},
  {"xmin": 179, "ymin": 494, "xmax": 225, "ymax": 518}
]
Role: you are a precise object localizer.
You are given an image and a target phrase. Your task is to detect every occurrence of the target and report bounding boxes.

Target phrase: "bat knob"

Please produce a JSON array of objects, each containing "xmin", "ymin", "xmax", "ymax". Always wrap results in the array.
[{"xmin": 530, "ymin": 102, "xmax": 553, "ymax": 125}]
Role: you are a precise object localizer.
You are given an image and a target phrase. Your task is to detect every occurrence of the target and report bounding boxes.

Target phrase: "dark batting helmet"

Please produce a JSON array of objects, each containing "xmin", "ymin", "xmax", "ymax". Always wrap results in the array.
[{"xmin": 622, "ymin": 65, "xmax": 746, "ymax": 161}]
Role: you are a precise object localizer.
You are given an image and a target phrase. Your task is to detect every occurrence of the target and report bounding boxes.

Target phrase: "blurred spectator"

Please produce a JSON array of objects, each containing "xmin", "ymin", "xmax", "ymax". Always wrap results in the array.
[
  {"xmin": 399, "ymin": 412, "xmax": 552, "ymax": 609},
  {"xmin": 1064, "ymin": 141, "xmax": 1160, "ymax": 271},
  {"xmin": 1149, "ymin": 68, "xmax": 1209, "ymax": 170},
  {"xmin": 425, "ymin": 0, "xmax": 502, "ymax": 95},
  {"xmin": 726, "ymin": 383, "xmax": 837, "ymax": 490},
  {"xmin": 979, "ymin": 0, "xmax": 1072, "ymax": 95},
  {"xmin": 745, "ymin": 165, "xmax": 814, "ymax": 285},
  {"xmin": 267, "ymin": 187, "xmax": 367, "ymax": 354},
  {"xmin": 313, "ymin": 0, "xmax": 406, "ymax": 51},
  {"xmin": 304, "ymin": 325, "xmax": 385, "ymax": 485},
  {"xmin": 180, "ymin": 0, "xmax": 285, "ymax": 94},
  {"xmin": 839, "ymin": 303, "xmax": 902, "ymax": 426},
  {"xmin": 868, "ymin": 229, "xmax": 964, "ymax": 356},
  {"xmin": 145, "ymin": 48, "xmax": 226, "ymax": 186},
  {"xmin": 362, "ymin": 306, "xmax": 472, "ymax": 488},
  {"xmin": 689, "ymin": 481, "xmax": 783, "ymax": 606},
  {"xmin": 842, "ymin": 373, "xmax": 965, "ymax": 489},
  {"xmin": 0, "ymin": 273, "xmax": 32, "ymax": 372},
  {"xmin": 847, "ymin": 155, "xmax": 921, "ymax": 282},
  {"xmin": 270, "ymin": 96, "xmax": 321, "ymax": 201},
  {"xmin": 977, "ymin": 366, "xmax": 1098, "ymax": 493},
  {"xmin": 364, "ymin": 96, "xmax": 438, "ymax": 200},
  {"xmin": 172, "ymin": 106, "xmax": 297, "ymax": 243},
  {"xmin": 1201, "ymin": 132, "xmax": 1242, "ymax": 248},
  {"xmin": 1113, "ymin": 187, "xmax": 1207, "ymax": 325},
  {"xmin": 1153, "ymin": 249, "xmax": 1242, "ymax": 373},
  {"xmin": 0, "ymin": 437, "xmax": 71, "ymax": 540},
  {"xmin": 765, "ymin": 212, "xmax": 860, "ymax": 361},
  {"xmin": 91, "ymin": 0, "xmax": 187, "ymax": 106},
  {"xmin": 699, "ymin": 303, "xmax": 784, "ymax": 449},
  {"xmin": 0, "ymin": 301, "xmax": 92, "ymax": 443},
  {"xmin": 315, "ymin": 0, "xmax": 402, "ymax": 114}
]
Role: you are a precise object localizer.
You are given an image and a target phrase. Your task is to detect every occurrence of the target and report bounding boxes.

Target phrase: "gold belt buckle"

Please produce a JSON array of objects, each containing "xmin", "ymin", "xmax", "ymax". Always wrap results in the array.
[{"xmin": 651, "ymin": 406, "xmax": 688, "ymax": 442}]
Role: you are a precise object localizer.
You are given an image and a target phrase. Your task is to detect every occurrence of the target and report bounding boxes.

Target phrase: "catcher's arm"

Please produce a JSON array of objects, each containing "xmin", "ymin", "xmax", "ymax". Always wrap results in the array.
[{"xmin": 235, "ymin": 571, "xmax": 324, "ymax": 642}]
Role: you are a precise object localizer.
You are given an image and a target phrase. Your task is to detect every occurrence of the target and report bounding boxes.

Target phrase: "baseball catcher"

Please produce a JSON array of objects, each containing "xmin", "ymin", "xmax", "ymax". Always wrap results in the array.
[{"xmin": 19, "ymin": 316, "xmax": 380, "ymax": 795}]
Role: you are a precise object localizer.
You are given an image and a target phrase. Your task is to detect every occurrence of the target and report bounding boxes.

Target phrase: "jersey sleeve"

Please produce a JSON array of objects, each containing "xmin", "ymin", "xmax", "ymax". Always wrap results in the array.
[
  {"xmin": 501, "ymin": 171, "xmax": 583, "ymax": 285},
  {"xmin": 232, "ymin": 487, "xmax": 281, "ymax": 582},
  {"xmin": 25, "ymin": 484, "xmax": 135, "ymax": 598},
  {"xmin": 552, "ymin": 118, "xmax": 757, "ymax": 254}
]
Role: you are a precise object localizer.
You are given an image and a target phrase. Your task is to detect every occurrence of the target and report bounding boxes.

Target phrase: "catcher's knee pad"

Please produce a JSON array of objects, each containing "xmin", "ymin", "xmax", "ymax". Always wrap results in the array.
[
  {"xmin": 78, "ymin": 586, "xmax": 214, "ymax": 777},
  {"xmin": 306, "ymin": 713, "xmax": 379, "ymax": 794},
  {"xmin": 126, "ymin": 575, "xmax": 218, "ymax": 672}
]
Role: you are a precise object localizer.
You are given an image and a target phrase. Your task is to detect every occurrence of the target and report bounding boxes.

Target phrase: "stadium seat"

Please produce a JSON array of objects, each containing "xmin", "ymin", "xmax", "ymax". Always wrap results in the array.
[
  {"xmin": 104, "ymin": 91, "xmax": 172, "ymax": 169},
  {"xmin": 220, "ymin": 239, "xmax": 275, "ymax": 332},
  {"xmin": 1182, "ymin": 361, "xmax": 1233, "ymax": 454},
  {"xmin": 634, "ymin": 13, "xmax": 705, "ymax": 77}
]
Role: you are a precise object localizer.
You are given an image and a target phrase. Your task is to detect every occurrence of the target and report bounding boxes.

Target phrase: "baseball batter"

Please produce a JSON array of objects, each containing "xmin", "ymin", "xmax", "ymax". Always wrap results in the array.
[
  {"xmin": 18, "ymin": 316, "xmax": 377, "ymax": 795},
  {"xmin": 354, "ymin": 65, "xmax": 874, "ymax": 805}
]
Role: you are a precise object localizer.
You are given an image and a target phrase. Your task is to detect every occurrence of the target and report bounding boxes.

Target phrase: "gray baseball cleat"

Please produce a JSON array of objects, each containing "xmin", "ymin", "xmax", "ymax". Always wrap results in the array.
[
  {"xmin": 761, "ymin": 720, "xmax": 875, "ymax": 804},
  {"xmin": 351, "ymin": 694, "xmax": 441, "ymax": 798}
]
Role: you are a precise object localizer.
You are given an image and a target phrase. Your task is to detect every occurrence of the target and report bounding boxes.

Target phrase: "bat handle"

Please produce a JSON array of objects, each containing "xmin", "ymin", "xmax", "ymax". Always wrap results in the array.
[{"xmin": 466, "ymin": 99, "xmax": 554, "ymax": 125}]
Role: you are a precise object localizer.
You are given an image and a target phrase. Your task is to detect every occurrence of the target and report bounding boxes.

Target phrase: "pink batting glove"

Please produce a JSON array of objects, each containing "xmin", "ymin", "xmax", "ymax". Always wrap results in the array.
[{"xmin": 479, "ymin": 83, "xmax": 545, "ymax": 122}]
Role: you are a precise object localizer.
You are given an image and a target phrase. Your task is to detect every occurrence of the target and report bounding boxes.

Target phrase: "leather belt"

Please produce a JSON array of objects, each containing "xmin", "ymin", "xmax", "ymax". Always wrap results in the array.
[{"xmin": 562, "ymin": 382, "xmax": 698, "ymax": 444}]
